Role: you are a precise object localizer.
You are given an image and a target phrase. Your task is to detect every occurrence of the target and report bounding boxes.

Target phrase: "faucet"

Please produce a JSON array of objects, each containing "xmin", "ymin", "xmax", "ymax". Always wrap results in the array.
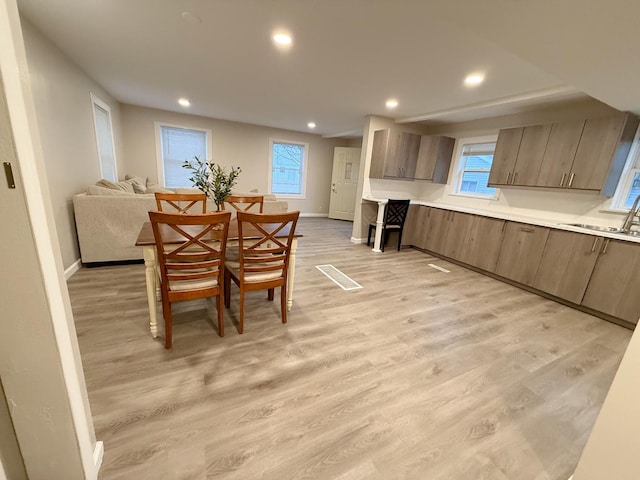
[{"xmin": 621, "ymin": 194, "xmax": 640, "ymax": 233}]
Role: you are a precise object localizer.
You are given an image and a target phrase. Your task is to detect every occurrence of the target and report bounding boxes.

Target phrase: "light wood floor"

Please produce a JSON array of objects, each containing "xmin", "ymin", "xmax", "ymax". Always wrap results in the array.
[{"xmin": 68, "ymin": 218, "xmax": 632, "ymax": 480}]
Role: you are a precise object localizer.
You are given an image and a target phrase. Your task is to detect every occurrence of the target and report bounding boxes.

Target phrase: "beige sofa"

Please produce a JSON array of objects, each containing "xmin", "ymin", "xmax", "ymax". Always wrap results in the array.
[{"xmin": 73, "ymin": 188, "xmax": 288, "ymax": 264}]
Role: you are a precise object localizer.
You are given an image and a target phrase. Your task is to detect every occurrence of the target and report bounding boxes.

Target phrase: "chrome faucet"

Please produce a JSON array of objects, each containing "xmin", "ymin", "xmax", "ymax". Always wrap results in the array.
[{"xmin": 621, "ymin": 194, "xmax": 640, "ymax": 233}]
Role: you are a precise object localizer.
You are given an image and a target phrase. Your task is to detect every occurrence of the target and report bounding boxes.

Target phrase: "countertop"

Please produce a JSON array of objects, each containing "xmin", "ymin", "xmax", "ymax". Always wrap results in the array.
[{"xmin": 363, "ymin": 196, "xmax": 640, "ymax": 244}]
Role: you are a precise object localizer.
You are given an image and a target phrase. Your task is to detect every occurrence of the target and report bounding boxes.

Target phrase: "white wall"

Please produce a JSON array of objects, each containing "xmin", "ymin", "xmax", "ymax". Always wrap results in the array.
[
  {"xmin": 21, "ymin": 19, "xmax": 123, "ymax": 268},
  {"xmin": 121, "ymin": 104, "xmax": 348, "ymax": 214}
]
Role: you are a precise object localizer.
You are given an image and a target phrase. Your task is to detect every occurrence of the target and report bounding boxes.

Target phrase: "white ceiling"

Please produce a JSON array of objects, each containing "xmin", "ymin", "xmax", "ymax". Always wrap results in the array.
[{"xmin": 17, "ymin": 0, "xmax": 634, "ymax": 137}]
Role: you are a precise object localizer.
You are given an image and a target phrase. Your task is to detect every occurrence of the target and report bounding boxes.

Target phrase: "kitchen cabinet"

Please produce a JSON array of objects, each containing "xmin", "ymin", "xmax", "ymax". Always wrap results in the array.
[
  {"xmin": 532, "ymin": 230, "xmax": 600, "ymax": 304},
  {"xmin": 582, "ymin": 239, "xmax": 640, "ymax": 324},
  {"xmin": 443, "ymin": 211, "xmax": 474, "ymax": 260},
  {"xmin": 401, "ymin": 205, "xmax": 419, "ymax": 247},
  {"xmin": 370, "ymin": 129, "xmax": 421, "ymax": 179},
  {"xmin": 570, "ymin": 115, "xmax": 639, "ymax": 193},
  {"xmin": 488, "ymin": 127, "xmax": 523, "ymax": 186},
  {"xmin": 415, "ymin": 135, "xmax": 455, "ymax": 183},
  {"xmin": 488, "ymin": 124, "xmax": 551, "ymax": 187},
  {"xmin": 511, "ymin": 124, "xmax": 552, "ymax": 186},
  {"xmin": 410, "ymin": 206, "xmax": 431, "ymax": 250},
  {"xmin": 423, "ymin": 208, "xmax": 451, "ymax": 254},
  {"xmin": 536, "ymin": 120, "xmax": 585, "ymax": 188},
  {"xmin": 460, "ymin": 215, "xmax": 505, "ymax": 273},
  {"xmin": 495, "ymin": 222, "xmax": 550, "ymax": 285}
]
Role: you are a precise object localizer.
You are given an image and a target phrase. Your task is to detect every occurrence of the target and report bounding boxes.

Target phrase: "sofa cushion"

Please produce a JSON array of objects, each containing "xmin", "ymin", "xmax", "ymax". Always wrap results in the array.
[
  {"xmin": 95, "ymin": 178, "xmax": 136, "ymax": 193},
  {"xmin": 124, "ymin": 175, "xmax": 147, "ymax": 194},
  {"xmin": 146, "ymin": 185, "xmax": 175, "ymax": 194},
  {"xmin": 87, "ymin": 185, "xmax": 135, "ymax": 196}
]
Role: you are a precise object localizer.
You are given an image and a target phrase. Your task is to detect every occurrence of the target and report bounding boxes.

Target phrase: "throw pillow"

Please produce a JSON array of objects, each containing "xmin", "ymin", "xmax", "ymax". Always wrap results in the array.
[
  {"xmin": 87, "ymin": 185, "xmax": 133, "ymax": 196},
  {"xmin": 124, "ymin": 174, "xmax": 147, "ymax": 194},
  {"xmin": 95, "ymin": 179, "xmax": 136, "ymax": 193}
]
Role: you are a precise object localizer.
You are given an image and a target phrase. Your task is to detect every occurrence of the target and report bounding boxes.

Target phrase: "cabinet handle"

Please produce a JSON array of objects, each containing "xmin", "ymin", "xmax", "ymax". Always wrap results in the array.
[
  {"xmin": 520, "ymin": 227, "xmax": 535, "ymax": 233},
  {"xmin": 505, "ymin": 172, "xmax": 512, "ymax": 184},
  {"xmin": 601, "ymin": 238, "xmax": 610, "ymax": 254},
  {"xmin": 568, "ymin": 173, "xmax": 575, "ymax": 187},
  {"xmin": 590, "ymin": 237, "xmax": 600, "ymax": 253},
  {"xmin": 560, "ymin": 173, "xmax": 567, "ymax": 187},
  {"xmin": 512, "ymin": 172, "xmax": 518, "ymax": 184}
]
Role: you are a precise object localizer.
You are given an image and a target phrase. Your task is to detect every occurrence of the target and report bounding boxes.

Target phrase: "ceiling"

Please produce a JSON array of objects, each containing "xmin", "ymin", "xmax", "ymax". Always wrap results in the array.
[{"xmin": 17, "ymin": 0, "xmax": 637, "ymax": 137}]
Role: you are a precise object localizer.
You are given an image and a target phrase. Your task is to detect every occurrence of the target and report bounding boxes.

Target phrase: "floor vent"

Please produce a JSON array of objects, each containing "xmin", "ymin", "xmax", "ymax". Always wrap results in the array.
[
  {"xmin": 316, "ymin": 264, "xmax": 363, "ymax": 291},
  {"xmin": 428, "ymin": 263, "xmax": 450, "ymax": 273}
]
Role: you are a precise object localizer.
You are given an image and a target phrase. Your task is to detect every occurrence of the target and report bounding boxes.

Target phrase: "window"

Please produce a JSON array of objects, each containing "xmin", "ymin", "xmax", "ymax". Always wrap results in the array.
[
  {"xmin": 269, "ymin": 140, "xmax": 308, "ymax": 198},
  {"xmin": 452, "ymin": 137, "xmax": 498, "ymax": 199},
  {"xmin": 90, "ymin": 94, "xmax": 117, "ymax": 181},
  {"xmin": 611, "ymin": 126, "xmax": 640, "ymax": 210},
  {"xmin": 156, "ymin": 123, "xmax": 211, "ymax": 188}
]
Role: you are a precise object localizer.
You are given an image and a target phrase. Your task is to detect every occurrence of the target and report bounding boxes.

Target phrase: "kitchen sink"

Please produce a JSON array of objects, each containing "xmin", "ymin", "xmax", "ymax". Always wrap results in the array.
[{"xmin": 561, "ymin": 223, "xmax": 623, "ymax": 233}]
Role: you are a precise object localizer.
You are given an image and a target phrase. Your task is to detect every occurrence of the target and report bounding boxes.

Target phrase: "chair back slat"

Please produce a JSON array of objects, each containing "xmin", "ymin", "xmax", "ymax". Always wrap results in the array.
[
  {"xmin": 155, "ymin": 192, "xmax": 207, "ymax": 214},
  {"xmin": 384, "ymin": 199, "xmax": 410, "ymax": 227},
  {"xmin": 223, "ymin": 195, "xmax": 264, "ymax": 214}
]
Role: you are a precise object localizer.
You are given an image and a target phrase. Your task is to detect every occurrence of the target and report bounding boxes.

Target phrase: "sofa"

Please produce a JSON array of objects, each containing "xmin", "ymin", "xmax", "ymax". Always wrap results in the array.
[{"xmin": 73, "ymin": 184, "xmax": 288, "ymax": 264}]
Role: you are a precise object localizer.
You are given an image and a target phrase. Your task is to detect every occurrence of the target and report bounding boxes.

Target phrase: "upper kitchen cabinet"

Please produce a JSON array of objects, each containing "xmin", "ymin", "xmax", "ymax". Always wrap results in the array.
[
  {"xmin": 536, "ymin": 120, "xmax": 585, "ymax": 188},
  {"xmin": 570, "ymin": 114, "xmax": 639, "ymax": 194},
  {"xmin": 414, "ymin": 135, "xmax": 455, "ymax": 183},
  {"xmin": 487, "ymin": 127, "xmax": 523, "ymax": 186},
  {"xmin": 370, "ymin": 129, "xmax": 421, "ymax": 179},
  {"xmin": 487, "ymin": 124, "xmax": 553, "ymax": 187}
]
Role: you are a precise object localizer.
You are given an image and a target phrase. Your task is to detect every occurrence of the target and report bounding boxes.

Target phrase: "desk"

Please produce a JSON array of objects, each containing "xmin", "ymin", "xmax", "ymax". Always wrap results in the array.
[{"xmin": 135, "ymin": 220, "xmax": 301, "ymax": 338}]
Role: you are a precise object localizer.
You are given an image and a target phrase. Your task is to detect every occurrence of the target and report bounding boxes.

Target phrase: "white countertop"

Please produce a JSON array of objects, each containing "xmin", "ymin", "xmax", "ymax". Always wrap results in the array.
[{"xmin": 363, "ymin": 196, "xmax": 640, "ymax": 244}]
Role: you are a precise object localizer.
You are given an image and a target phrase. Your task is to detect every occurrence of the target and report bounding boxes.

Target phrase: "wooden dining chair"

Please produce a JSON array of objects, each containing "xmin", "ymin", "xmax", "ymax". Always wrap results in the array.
[
  {"xmin": 155, "ymin": 192, "xmax": 207, "ymax": 213},
  {"xmin": 149, "ymin": 210, "xmax": 231, "ymax": 348},
  {"xmin": 224, "ymin": 210, "xmax": 299, "ymax": 333},
  {"xmin": 367, "ymin": 199, "xmax": 411, "ymax": 252},
  {"xmin": 222, "ymin": 194, "xmax": 264, "ymax": 214}
]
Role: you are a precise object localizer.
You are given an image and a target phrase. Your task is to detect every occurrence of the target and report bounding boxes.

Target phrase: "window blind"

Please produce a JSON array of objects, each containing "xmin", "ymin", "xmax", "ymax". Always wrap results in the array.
[
  {"xmin": 93, "ymin": 104, "xmax": 117, "ymax": 181},
  {"xmin": 160, "ymin": 126, "xmax": 207, "ymax": 188}
]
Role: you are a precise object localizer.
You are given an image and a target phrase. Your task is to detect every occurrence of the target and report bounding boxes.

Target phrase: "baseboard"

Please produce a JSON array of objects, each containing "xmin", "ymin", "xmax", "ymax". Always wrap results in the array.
[
  {"xmin": 300, "ymin": 213, "xmax": 329, "ymax": 218},
  {"xmin": 350, "ymin": 237, "xmax": 366, "ymax": 244},
  {"xmin": 93, "ymin": 441, "xmax": 104, "ymax": 473},
  {"xmin": 64, "ymin": 258, "xmax": 82, "ymax": 280}
]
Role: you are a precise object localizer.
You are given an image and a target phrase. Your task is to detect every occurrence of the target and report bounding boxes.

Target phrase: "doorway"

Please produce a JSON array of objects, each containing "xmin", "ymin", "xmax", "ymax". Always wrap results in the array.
[{"xmin": 328, "ymin": 147, "xmax": 361, "ymax": 221}]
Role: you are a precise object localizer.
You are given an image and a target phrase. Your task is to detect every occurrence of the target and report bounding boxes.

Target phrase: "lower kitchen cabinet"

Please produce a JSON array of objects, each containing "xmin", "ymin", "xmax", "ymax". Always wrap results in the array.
[
  {"xmin": 443, "ymin": 212, "xmax": 474, "ymax": 260},
  {"xmin": 411, "ymin": 206, "xmax": 431, "ymax": 250},
  {"xmin": 582, "ymin": 239, "xmax": 640, "ymax": 324},
  {"xmin": 423, "ymin": 208, "xmax": 451, "ymax": 254},
  {"xmin": 495, "ymin": 222, "xmax": 550, "ymax": 285},
  {"xmin": 532, "ymin": 230, "xmax": 600, "ymax": 304},
  {"xmin": 461, "ymin": 215, "xmax": 505, "ymax": 272}
]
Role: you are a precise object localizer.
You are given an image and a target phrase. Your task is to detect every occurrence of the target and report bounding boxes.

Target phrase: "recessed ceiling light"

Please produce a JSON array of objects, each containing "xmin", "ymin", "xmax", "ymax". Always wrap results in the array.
[
  {"xmin": 178, "ymin": 98, "xmax": 191, "ymax": 107},
  {"xmin": 385, "ymin": 99, "xmax": 399, "ymax": 109},
  {"xmin": 272, "ymin": 32, "xmax": 293, "ymax": 47},
  {"xmin": 464, "ymin": 73, "xmax": 485, "ymax": 87},
  {"xmin": 307, "ymin": 122, "xmax": 316, "ymax": 129}
]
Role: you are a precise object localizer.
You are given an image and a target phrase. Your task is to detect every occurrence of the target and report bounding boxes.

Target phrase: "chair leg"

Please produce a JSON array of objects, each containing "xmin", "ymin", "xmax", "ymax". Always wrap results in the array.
[
  {"xmin": 224, "ymin": 269, "xmax": 231, "ymax": 308},
  {"xmin": 268, "ymin": 288, "xmax": 274, "ymax": 301},
  {"xmin": 239, "ymin": 289, "xmax": 244, "ymax": 334},
  {"xmin": 367, "ymin": 224, "xmax": 374, "ymax": 246},
  {"xmin": 280, "ymin": 285, "xmax": 287, "ymax": 324},
  {"xmin": 162, "ymin": 296, "xmax": 172, "ymax": 349},
  {"xmin": 381, "ymin": 228, "xmax": 386, "ymax": 252},
  {"xmin": 397, "ymin": 230, "xmax": 403, "ymax": 251},
  {"xmin": 217, "ymin": 293, "xmax": 224, "ymax": 337}
]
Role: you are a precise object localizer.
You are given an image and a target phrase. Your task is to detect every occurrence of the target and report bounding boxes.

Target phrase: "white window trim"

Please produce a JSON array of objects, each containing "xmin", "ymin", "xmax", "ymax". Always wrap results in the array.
[
  {"xmin": 268, "ymin": 138, "xmax": 308, "ymax": 199},
  {"xmin": 448, "ymin": 134, "xmax": 500, "ymax": 200},
  {"xmin": 154, "ymin": 122, "xmax": 213, "ymax": 187},
  {"xmin": 609, "ymin": 125, "xmax": 640, "ymax": 211},
  {"xmin": 90, "ymin": 93, "xmax": 118, "ymax": 181}
]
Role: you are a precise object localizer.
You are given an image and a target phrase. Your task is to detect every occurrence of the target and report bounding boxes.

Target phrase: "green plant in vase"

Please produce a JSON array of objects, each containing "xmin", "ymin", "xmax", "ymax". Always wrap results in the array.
[{"xmin": 182, "ymin": 156, "xmax": 241, "ymax": 211}]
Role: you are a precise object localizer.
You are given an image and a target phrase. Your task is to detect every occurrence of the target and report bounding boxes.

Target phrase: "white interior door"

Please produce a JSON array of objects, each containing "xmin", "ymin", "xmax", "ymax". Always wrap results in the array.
[{"xmin": 328, "ymin": 147, "xmax": 361, "ymax": 221}]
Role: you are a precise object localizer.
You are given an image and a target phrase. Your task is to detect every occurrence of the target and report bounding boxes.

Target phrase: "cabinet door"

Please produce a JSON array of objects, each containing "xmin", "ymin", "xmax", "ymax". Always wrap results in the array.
[
  {"xmin": 411, "ymin": 206, "xmax": 431, "ymax": 250},
  {"xmin": 370, "ymin": 129, "xmax": 390, "ymax": 179},
  {"xmin": 398, "ymin": 132, "xmax": 421, "ymax": 178},
  {"xmin": 415, "ymin": 135, "xmax": 455, "ymax": 183},
  {"xmin": 536, "ymin": 120, "xmax": 585, "ymax": 188},
  {"xmin": 424, "ymin": 208, "xmax": 451, "ymax": 254},
  {"xmin": 495, "ymin": 222, "xmax": 550, "ymax": 285},
  {"xmin": 532, "ymin": 230, "xmax": 600, "ymax": 304},
  {"xmin": 401, "ymin": 204, "xmax": 419, "ymax": 247},
  {"xmin": 569, "ymin": 116, "xmax": 626, "ymax": 191},
  {"xmin": 512, "ymin": 124, "xmax": 552, "ymax": 186},
  {"xmin": 443, "ymin": 212, "xmax": 474, "ymax": 260},
  {"xmin": 582, "ymin": 239, "xmax": 640, "ymax": 324},
  {"xmin": 382, "ymin": 130, "xmax": 405, "ymax": 178},
  {"xmin": 461, "ymin": 215, "xmax": 505, "ymax": 273},
  {"xmin": 488, "ymin": 127, "xmax": 523, "ymax": 186}
]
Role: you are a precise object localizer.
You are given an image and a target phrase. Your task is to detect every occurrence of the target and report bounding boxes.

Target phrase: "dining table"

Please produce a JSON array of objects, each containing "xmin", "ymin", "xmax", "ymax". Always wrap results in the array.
[{"xmin": 135, "ymin": 219, "xmax": 302, "ymax": 338}]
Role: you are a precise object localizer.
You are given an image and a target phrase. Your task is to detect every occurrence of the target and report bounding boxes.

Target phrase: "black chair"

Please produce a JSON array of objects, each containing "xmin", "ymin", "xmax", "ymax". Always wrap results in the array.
[{"xmin": 367, "ymin": 199, "xmax": 411, "ymax": 252}]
